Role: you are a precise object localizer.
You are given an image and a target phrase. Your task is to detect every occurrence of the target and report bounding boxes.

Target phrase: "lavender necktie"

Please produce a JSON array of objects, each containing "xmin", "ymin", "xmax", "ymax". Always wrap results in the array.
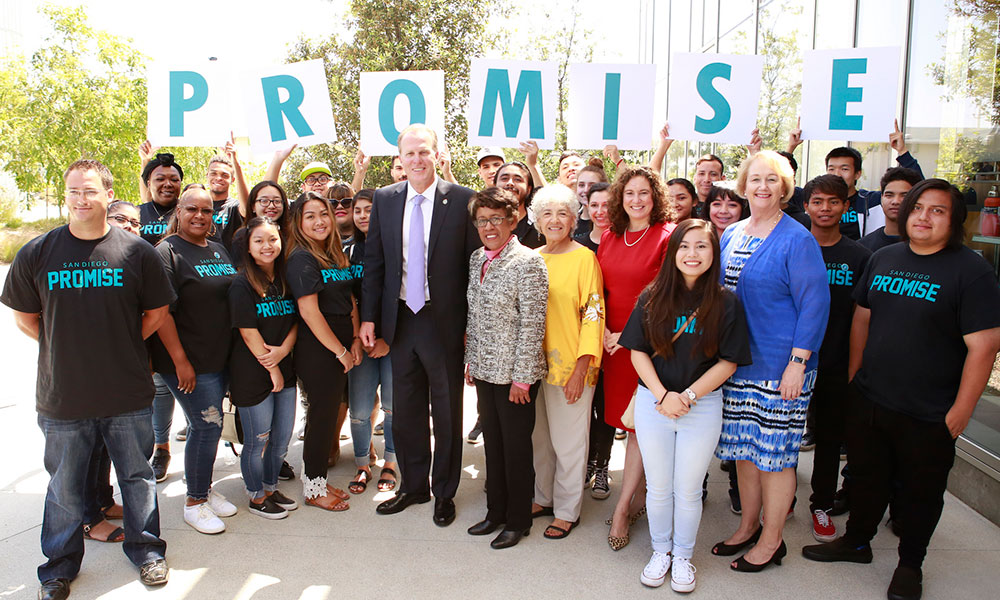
[{"xmin": 406, "ymin": 194, "xmax": 426, "ymax": 313}]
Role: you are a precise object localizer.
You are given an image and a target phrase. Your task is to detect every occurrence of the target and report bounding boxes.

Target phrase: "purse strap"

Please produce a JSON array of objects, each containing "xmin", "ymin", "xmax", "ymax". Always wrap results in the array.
[{"xmin": 671, "ymin": 310, "xmax": 698, "ymax": 344}]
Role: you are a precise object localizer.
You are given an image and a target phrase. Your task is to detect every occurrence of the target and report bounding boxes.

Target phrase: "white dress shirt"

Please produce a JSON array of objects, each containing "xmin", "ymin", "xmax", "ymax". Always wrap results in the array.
[{"xmin": 400, "ymin": 177, "xmax": 437, "ymax": 302}]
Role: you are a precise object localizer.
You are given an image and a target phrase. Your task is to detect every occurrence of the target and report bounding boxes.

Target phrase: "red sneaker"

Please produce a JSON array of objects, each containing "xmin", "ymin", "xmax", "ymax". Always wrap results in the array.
[{"xmin": 812, "ymin": 509, "xmax": 836, "ymax": 542}]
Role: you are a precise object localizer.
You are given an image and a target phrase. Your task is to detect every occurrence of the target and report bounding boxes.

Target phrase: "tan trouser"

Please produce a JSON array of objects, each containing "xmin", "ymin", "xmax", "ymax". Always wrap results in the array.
[{"xmin": 532, "ymin": 381, "xmax": 595, "ymax": 521}]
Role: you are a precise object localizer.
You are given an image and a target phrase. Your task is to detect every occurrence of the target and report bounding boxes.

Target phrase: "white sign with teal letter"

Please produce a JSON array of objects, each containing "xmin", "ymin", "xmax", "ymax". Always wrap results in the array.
[
  {"xmin": 667, "ymin": 53, "xmax": 763, "ymax": 145},
  {"xmin": 567, "ymin": 63, "xmax": 658, "ymax": 150},
  {"xmin": 147, "ymin": 62, "xmax": 230, "ymax": 147},
  {"xmin": 800, "ymin": 47, "xmax": 901, "ymax": 142},
  {"xmin": 467, "ymin": 59, "xmax": 559, "ymax": 149},
  {"xmin": 360, "ymin": 70, "xmax": 445, "ymax": 156}
]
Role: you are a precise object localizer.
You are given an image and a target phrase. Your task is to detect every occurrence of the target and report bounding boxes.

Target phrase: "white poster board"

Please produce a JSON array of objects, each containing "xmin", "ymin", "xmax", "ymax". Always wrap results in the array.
[
  {"xmin": 360, "ymin": 71, "xmax": 445, "ymax": 156},
  {"xmin": 467, "ymin": 59, "xmax": 558, "ymax": 149},
  {"xmin": 567, "ymin": 63, "xmax": 658, "ymax": 150},
  {"xmin": 147, "ymin": 62, "xmax": 230, "ymax": 147},
  {"xmin": 667, "ymin": 53, "xmax": 764, "ymax": 144}
]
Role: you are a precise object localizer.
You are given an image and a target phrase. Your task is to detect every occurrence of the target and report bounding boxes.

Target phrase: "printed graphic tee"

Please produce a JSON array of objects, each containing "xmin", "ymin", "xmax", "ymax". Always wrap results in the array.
[
  {"xmin": 228, "ymin": 274, "xmax": 297, "ymax": 407},
  {"xmin": 287, "ymin": 248, "xmax": 361, "ymax": 317},
  {"xmin": 138, "ymin": 201, "xmax": 174, "ymax": 246},
  {"xmin": 818, "ymin": 237, "xmax": 871, "ymax": 371},
  {"xmin": 0, "ymin": 226, "xmax": 175, "ymax": 419},
  {"xmin": 150, "ymin": 235, "xmax": 236, "ymax": 374},
  {"xmin": 853, "ymin": 243, "xmax": 1000, "ymax": 422},
  {"xmin": 859, "ymin": 226, "xmax": 900, "ymax": 253}
]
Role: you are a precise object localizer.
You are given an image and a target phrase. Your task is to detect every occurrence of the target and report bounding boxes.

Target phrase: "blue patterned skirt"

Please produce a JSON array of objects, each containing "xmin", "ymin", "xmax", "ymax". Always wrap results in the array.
[{"xmin": 715, "ymin": 370, "xmax": 817, "ymax": 472}]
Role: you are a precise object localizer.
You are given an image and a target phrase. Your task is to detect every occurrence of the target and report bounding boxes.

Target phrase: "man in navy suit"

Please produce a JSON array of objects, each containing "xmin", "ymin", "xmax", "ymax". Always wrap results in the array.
[{"xmin": 360, "ymin": 124, "xmax": 479, "ymax": 526}]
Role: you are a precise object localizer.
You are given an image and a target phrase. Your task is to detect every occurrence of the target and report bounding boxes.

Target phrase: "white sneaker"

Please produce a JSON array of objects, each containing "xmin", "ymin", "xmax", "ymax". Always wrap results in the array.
[
  {"xmin": 207, "ymin": 489, "xmax": 237, "ymax": 517},
  {"xmin": 670, "ymin": 556, "xmax": 697, "ymax": 593},
  {"xmin": 184, "ymin": 503, "xmax": 225, "ymax": 534},
  {"xmin": 640, "ymin": 551, "xmax": 671, "ymax": 587}
]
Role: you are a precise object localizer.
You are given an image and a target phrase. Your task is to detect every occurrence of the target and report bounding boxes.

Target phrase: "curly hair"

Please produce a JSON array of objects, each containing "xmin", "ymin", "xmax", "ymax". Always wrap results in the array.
[{"xmin": 607, "ymin": 166, "xmax": 672, "ymax": 235}]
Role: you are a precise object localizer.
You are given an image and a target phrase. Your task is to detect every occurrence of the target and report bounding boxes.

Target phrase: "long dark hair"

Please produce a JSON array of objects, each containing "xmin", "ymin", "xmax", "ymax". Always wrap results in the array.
[
  {"xmin": 285, "ymin": 192, "xmax": 348, "ymax": 269},
  {"xmin": 241, "ymin": 217, "xmax": 287, "ymax": 298},
  {"xmin": 642, "ymin": 219, "xmax": 723, "ymax": 358},
  {"xmin": 244, "ymin": 180, "xmax": 289, "ymax": 229},
  {"xmin": 898, "ymin": 178, "xmax": 968, "ymax": 250}
]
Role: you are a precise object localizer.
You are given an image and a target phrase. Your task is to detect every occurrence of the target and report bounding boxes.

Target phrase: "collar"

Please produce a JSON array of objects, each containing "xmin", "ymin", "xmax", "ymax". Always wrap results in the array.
[
  {"xmin": 406, "ymin": 177, "xmax": 439, "ymax": 204},
  {"xmin": 484, "ymin": 235, "xmax": 516, "ymax": 260}
]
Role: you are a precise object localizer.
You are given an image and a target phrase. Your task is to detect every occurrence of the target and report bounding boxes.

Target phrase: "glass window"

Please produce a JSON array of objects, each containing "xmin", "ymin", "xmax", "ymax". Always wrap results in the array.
[{"xmin": 814, "ymin": 0, "xmax": 856, "ymax": 50}]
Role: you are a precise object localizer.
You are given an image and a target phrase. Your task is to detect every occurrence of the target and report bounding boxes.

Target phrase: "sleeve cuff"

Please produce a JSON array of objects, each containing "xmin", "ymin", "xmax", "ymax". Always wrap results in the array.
[{"xmin": 512, "ymin": 381, "xmax": 530, "ymax": 391}]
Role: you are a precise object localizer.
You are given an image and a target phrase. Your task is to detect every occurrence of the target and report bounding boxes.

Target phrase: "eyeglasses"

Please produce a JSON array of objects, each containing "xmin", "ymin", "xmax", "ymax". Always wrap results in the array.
[
  {"xmin": 108, "ymin": 214, "xmax": 141, "ymax": 228},
  {"xmin": 473, "ymin": 216, "xmax": 508, "ymax": 228},
  {"xmin": 257, "ymin": 197, "xmax": 283, "ymax": 207},
  {"xmin": 303, "ymin": 175, "xmax": 331, "ymax": 186},
  {"xmin": 67, "ymin": 189, "xmax": 101, "ymax": 200},
  {"xmin": 330, "ymin": 198, "xmax": 353, "ymax": 209}
]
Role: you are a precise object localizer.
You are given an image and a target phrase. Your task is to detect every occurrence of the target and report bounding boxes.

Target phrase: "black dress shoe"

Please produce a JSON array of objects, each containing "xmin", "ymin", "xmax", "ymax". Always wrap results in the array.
[
  {"xmin": 376, "ymin": 492, "xmax": 430, "ymax": 515},
  {"xmin": 887, "ymin": 564, "xmax": 922, "ymax": 600},
  {"xmin": 38, "ymin": 578, "xmax": 70, "ymax": 600},
  {"xmin": 468, "ymin": 518, "xmax": 503, "ymax": 536},
  {"xmin": 801, "ymin": 536, "xmax": 873, "ymax": 563},
  {"xmin": 491, "ymin": 527, "xmax": 529, "ymax": 549},
  {"xmin": 433, "ymin": 497, "xmax": 456, "ymax": 526}
]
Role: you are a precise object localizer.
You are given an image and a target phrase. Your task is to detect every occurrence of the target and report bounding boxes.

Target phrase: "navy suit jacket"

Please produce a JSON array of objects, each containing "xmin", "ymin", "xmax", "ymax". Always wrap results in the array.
[{"xmin": 361, "ymin": 178, "xmax": 480, "ymax": 347}]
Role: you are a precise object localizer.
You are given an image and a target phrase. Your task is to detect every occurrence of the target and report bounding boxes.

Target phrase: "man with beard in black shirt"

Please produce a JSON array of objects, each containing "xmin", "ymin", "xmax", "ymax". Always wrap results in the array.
[
  {"xmin": 2, "ymin": 160, "xmax": 176, "ymax": 599},
  {"xmin": 803, "ymin": 179, "xmax": 1000, "ymax": 600}
]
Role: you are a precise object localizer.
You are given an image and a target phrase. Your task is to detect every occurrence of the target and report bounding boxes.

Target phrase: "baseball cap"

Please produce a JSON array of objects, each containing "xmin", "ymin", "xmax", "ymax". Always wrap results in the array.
[
  {"xmin": 476, "ymin": 147, "xmax": 506, "ymax": 165},
  {"xmin": 300, "ymin": 162, "xmax": 333, "ymax": 180}
]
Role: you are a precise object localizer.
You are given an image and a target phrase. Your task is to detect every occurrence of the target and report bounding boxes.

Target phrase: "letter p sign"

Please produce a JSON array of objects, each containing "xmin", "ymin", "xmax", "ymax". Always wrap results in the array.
[
  {"xmin": 169, "ymin": 71, "xmax": 208, "ymax": 137},
  {"xmin": 147, "ymin": 62, "xmax": 228, "ymax": 146}
]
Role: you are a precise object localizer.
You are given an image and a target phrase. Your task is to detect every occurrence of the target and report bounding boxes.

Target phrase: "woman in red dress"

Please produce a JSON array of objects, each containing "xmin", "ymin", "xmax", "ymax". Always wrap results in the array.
[{"xmin": 597, "ymin": 166, "xmax": 675, "ymax": 550}]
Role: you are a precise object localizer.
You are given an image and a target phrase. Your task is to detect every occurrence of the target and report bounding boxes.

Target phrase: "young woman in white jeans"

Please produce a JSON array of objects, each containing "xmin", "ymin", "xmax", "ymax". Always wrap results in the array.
[{"xmin": 619, "ymin": 219, "xmax": 751, "ymax": 592}]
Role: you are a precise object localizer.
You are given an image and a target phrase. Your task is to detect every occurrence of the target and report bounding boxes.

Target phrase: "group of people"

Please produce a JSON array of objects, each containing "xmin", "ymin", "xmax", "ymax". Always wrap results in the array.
[{"xmin": 4, "ymin": 120, "xmax": 999, "ymax": 600}]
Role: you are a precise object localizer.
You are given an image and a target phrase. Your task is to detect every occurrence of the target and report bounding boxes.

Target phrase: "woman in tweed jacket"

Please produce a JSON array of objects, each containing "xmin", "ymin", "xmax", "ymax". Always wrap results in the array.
[{"xmin": 464, "ymin": 187, "xmax": 549, "ymax": 550}]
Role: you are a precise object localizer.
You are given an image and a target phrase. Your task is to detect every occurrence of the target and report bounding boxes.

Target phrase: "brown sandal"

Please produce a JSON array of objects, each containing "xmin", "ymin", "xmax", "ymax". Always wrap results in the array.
[
  {"xmin": 305, "ymin": 495, "xmax": 350, "ymax": 511},
  {"xmin": 326, "ymin": 484, "xmax": 350, "ymax": 501}
]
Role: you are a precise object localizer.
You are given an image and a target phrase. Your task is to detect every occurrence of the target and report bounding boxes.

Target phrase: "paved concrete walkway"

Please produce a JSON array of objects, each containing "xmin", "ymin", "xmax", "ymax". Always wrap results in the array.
[{"xmin": 1, "ymin": 265, "xmax": 998, "ymax": 599}]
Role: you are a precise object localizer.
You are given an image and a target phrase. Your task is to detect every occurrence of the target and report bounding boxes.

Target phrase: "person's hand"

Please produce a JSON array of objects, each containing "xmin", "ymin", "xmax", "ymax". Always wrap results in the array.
[
  {"xmin": 269, "ymin": 369, "xmax": 284, "ymax": 393},
  {"xmin": 439, "ymin": 147, "xmax": 453, "ymax": 173},
  {"xmin": 603, "ymin": 329, "xmax": 623, "ymax": 355},
  {"xmin": 658, "ymin": 122, "xmax": 672, "ymax": 142},
  {"xmin": 563, "ymin": 369, "xmax": 586, "ymax": 404},
  {"xmin": 367, "ymin": 338, "xmax": 390, "ymax": 359},
  {"xmin": 464, "ymin": 364, "xmax": 475, "ymax": 386},
  {"xmin": 337, "ymin": 346, "xmax": 355, "ymax": 373},
  {"xmin": 603, "ymin": 145, "xmax": 622, "ymax": 165},
  {"xmin": 176, "ymin": 360, "xmax": 197, "ymax": 394},
  {"xmin": 787, "ymin": 117, "xmax": 803, "ymax": 153},
  {"xmin": 351, "ymin": 337, "xmax": 365, "ymax": 366},
  {"xmin": 945, "ymin": 404, "xmax": 972, "ymax": 439},
  {"xmin": 138, "ymin": 140, "xmax": 159, "ymax": 165},
  {"xmin": 747, "ymin": 127, "xmax": 762, "ymax": 155},
  {"xmin": 222, "ymin": 132, "xmax": 237, "ymax": 164},
  {"xmin": 779, "ymin": 362, "xmax": 806, "ymax": 400},
  {"xmin": 256, "ymin": 343, "xmax": 288, "ymax": 369},
  {"xmin": 656, "ymin": 391, "xmax": 690, "ymax": 419},
  {"xmin": 509, "ymin": 385, "xmax": 531, "ymax": 404},
  {"xmin": 273, "ymin": 144, "xmax": 298, "ymax": 163},
  {"xmin": 519, "ymin": 140, "xmax": 540, "ymax": 167},
  {"xmin": 359, "ymin": 321, "xmax": 376, "ymax": 347},
  {"xmin": 353, "ymin": 149, "xmax": 370, "ymax": 174},
  {"xmin": 889, "ymin": 118, "xmax": 907, "ymax": 155}
]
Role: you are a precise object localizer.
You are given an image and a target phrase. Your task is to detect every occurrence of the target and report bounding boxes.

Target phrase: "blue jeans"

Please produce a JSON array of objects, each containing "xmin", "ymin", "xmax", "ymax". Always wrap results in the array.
[
  {"xmin": 237, "ymin": 387, "xmax": 297, "ymax": 499},
  {"xmin": 82, "ymin": 438, "xmax": 114, "ymax": 525},
  {"xmin": 151, "ymin": 373, "xmax": 177, "ymax": 445},
  {"xmin": 348, "ymin": 352, "xmax": 395, "ymax": 466},
  {"xmin": 634, "ymin": 386, "xmax": 723, "ymax": 559},
  {"xmin": 37, "ymin": 408, "xmax": 165, "ymax": 582},
  {"xmin": 159, "ymin": 371, "xmax": 227, "ymax": 500}
]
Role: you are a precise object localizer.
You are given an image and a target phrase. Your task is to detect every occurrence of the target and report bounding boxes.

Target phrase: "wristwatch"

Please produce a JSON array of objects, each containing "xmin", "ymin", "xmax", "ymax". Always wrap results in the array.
[
  {"xmin": 682, "ymin": 388, "xmax": 697, "ymax": 405},
  {"xmin": 789, "ymin": 354, "xmax": 807, "ymax": 365}
]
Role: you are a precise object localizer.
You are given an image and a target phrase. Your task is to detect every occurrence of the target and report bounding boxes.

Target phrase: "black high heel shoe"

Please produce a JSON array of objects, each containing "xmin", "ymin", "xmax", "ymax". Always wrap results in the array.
[
  {"xmin": 711, "ymin": 525, "xmax": 762, "ymax": 556},
  {"xmin": 730, "ymin": 540, "xmax": 787, "ymax": 572}
]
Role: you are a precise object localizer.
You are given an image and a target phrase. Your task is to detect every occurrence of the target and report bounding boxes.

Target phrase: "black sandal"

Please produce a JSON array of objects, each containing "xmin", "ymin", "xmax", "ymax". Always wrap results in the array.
[
  {"xmin": 348, "ymin": 469, "xmax": 370, "ymax": 494},
  {"xmin": 531, "ymin": 506, "xmax": 554, "ymax": 519},
  {"xmin": 543, "ymin": 519, "xmax": 580, "ymax": 539},
  {"xmin": 377, "ymin": 467, "xmax": 397, "ymax": 492},
  {"xmin": 83, "ymin": 521, "xmax": 124, "ymax": 543}
]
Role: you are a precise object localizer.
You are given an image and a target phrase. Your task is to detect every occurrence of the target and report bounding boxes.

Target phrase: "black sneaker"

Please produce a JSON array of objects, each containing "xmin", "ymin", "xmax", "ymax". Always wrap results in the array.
[
  {"xmin": 720, "ymin": 459, "xmax": 734, "ymax": 472},
  {"xmin": 151, "ymin": 448, "xmax": 170, "ymax": 483},
  {"xmin": 591, "ymin": 466, "xmax": 611, "ymax": 499},
  {"xmin": 278, "ymin": 460, "xmax": 294, "ymax": 481},
  {"xmin": 467, "ymin": 419, "xmax": 482, "ymax": 444},
  {"xmin": 887, "ymin": 564, "xmax": 922, "ymax": 600},
  {"xmin": 729, "ymin": 488, "xmax": 742, "ymax": 514},
  {"xmin": 585, "ymin": 459, "xmax": 597, "ymax": 485},
  {"xmin": 269, "ymin": 490, "xmax": 298, "ymax": 511},
  {"xmin": 249, "ymin": 497, "xmax": 288, "ymax": 520},
  {"xmin": 800, "ymin": 431, "xmax": 816, "ymax": 451},
  {"xmin": 830, "ymin": 486, "xmax": 850, "ymax": 516},
  {"xmin": 801, "ymin": 536, "xmax": 873, "ymax": 563},
  {"xmin": 139, "ymin": 558, "xmax": 169, "ymax": 586}
]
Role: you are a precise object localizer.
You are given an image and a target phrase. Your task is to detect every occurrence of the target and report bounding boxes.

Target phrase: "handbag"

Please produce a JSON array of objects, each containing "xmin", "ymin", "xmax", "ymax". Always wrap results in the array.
[
  {"xmin": 221, "ymin": 396, "xmax": 244, "ymax": 446},
  {"xmin": 619, "ymin": 310, "xmax": 699, "ymax": 430}
]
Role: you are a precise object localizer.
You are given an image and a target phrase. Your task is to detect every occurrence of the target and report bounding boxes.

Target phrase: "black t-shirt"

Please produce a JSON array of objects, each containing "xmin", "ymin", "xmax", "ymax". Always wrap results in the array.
[
  {"xmin": 859, "ymin": 227, "xmax": 900, "ymax": 253},
  {"xmin": 218, "ymin": 203, "xmax": 244, "ymax": 253},
  {"xmin": 619, "ymin": 289, "xmax": 752, "ymax": 392},
  {"xmin": 576, "ymin": 218, "xmax": 594, "ymax": 237},
  {"xmin": 818, "ymin": 237, "xmax": 871, "ymax": 371},
  {"xmin": 150, "ymin": 235, "xmax": 236, "ymax": 374},
  {"xmin": 1, "ymin": 226, "xmax": 175, "ymax": 419},
  {"xmin": 574, "ymin": 231, "xmax": 599, "ymax": 253},
  {"xmin": 209, "ymin": 199, "xmax": 239, "ymax": 246},
  {"xmin": 228, "ymin": 274, "xmax": 297, "ymax": 407},
  {"xmin": 514, "ymin": 217, "xmax": 543, "ymax": 249},
  {"xmin": 138, "ymin": 201, "xmax": 174, "ymax": 246},
  {"xmin": 853, "ymin": 243, "xmax": 1000, "ymax": 422},
  {"xmin": 286, "ymin": 248, "xmax": 359, "ymax": 317}
]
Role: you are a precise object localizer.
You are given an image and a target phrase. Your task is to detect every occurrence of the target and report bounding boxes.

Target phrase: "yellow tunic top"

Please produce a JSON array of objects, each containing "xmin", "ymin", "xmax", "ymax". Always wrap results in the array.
[{"xmin": 538, "ymin": 245, "xmax": 606, "ymax": 386}]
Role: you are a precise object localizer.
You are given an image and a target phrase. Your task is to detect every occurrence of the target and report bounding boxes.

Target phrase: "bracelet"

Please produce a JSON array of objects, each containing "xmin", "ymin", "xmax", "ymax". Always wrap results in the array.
[
  {"xmin": 615, "ymin": 157, "xmax": 624, "ymax": 167},
  {"xmin": 336, "ymin": 347, "xmax": 349, "ymax": 359},
  {"xmin": 658, "ymin": 389, "xmax": 670, "ymax": 405}
]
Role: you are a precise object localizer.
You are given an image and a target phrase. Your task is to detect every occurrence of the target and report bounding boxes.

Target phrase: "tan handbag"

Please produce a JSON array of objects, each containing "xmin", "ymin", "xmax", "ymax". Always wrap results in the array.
[{"xmin": 619, "ymin": 310, "xmax": 698, "ymax": 430}]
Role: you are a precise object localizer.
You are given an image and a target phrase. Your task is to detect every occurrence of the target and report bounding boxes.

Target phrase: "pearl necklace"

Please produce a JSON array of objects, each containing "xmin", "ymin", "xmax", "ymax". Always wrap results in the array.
[
  {"xmin": 746, "ymin": 212, "xmax": 782, "ymax": 238},
  {"xmin": 623, "ymin": 225, "xmax": 650, "ymax": 247}
]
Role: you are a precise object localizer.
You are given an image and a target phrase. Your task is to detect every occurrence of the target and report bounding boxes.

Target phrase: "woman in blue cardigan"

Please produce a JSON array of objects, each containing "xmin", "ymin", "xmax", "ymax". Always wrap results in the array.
[{"xmin": 711, "ymin": 151, "xmax": 830, "ymax": 572}]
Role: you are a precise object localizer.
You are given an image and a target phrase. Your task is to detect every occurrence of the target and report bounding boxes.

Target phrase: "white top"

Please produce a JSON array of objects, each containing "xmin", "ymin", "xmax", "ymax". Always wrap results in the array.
[{"xmin": 400, "ymin": 177, "xmax": 437, "ymax": 302}]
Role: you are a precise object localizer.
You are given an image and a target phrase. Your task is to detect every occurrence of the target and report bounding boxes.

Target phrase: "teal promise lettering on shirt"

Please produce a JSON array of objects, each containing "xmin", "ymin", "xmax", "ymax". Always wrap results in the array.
[
  {"xmin": 47, "ymin": 267, "xmax": 124, "ymax": 290},
  {"xmin": 257, "ymin": 297, "xmax": 297, "ymax": 318},
  {"xmin": 321, "ymin": 265, "xmax": 361, "ymax": 283},
  {"xmin": 870, "ymin": 271, "xmax": 940, "ymax": 302},
  {"xmin": 194, "ymin": 263, "xmax": 236, "ymax": 278},
  {"xmin": 827, "ymin": 262, "xmax": 855, "ymax": 286},
  {"xmin": 840, "ymin": 208, "xmax": 859, "ymax": 224},
  {"xmin": 673, "ymin": 315, "xmax": 698, "ymax": 335},
  {"xmin": 141, "ymin": 222, "xmax": 169, "ymax": 237}
]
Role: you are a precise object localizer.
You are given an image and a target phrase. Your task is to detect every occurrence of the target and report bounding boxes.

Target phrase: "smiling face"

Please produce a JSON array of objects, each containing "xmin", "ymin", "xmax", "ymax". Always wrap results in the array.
[
  {"xmin": 254, "ymin": 185, "xmax": 284, "ymax": 220},
  {"xmin": 744, "ymin": 159, "xmax": 785, "ymax": 214},
  {"xmin": 589, "ymin": 190, "xmax": 611, "ymax": 231},
  {"xmin": 693, "ymin": 159, "xmax": 723, "ymax": 199},
  {"xmin": 399, "ymin": 130, "xmax": 438, "ymax": 191},
  {"xmin": 107, "ymin": 203, "xmax": 140, "ymax": 236},
  {"xmin": 353, "ymin": 198, "xmax": 372, "ymax": 234},
  {"xmin": 675, "ymin": 227, "xmax": 714, "ymax": 283},
  {"xmin": 390, "ymin": 156, "xmax": 407, "ymax": 182},
  {"xmin": 300, "ymin": 199, "xmax": 333, "ymax": 243},
  {"xmin": 331, "ymin": 197, "xmax": 353, "ymax": 229},
  {"xmin": 536, "ymin": 202, "xmax": 575, "ymax": 245},
  {"xmin": 65, "ymin": 168, "xmax": 114, "ymax": 227},
  {"xmin": 176, "ymin": 190, "xmax": 215, "ymax": 241},
  {"xmin": 668, "ymin": 183, "xmax": 695, "ymax": 223},
  {"xmin": 248, "ymin": 222, "xmax": 282, "ymax": 267},
  {"xmin": 906, "ymin": 189, "xmax": 952, "ymax": 250},
  {"xmin": 806, "ymin": 191, "xmax": 848, "ymax": 231},
  {"xmin": 622, "ymin": 175, "xmax": 653, "ymax": 226},
  {"xmin": 474, "ymin": 206, "xmax": 514, "ymax": 251},
  {"xmin": 576, "ymin": 171, "xmax": 603, "ymax": 204},
  {"xmin": 709, "ymin": 197, "xmax": 742, "ymax": 233},
  {"xmin": 881, "ymin": 180, "xmax": 912, "ymax": 224},
  {"xmin": 300, "ymin": 172, "xmax": 331, "ymax": 195},
  {"xmin": 149, "ymin": 165, "xmax": 181, "ymax": 206},
  {"xmin": 478, "ymin": 156, "xmax": 504, "ymax": 188},
  {"xmin": 558, "ymin": 155, "xmax": 585, "ymax": 187},
  {"xmin": 496, "ymin": 165, "xmax": 530, "ymax": 205},
  {"xmin": 206, "ymin": 161, "xmax": 233, "ymax": 198}
]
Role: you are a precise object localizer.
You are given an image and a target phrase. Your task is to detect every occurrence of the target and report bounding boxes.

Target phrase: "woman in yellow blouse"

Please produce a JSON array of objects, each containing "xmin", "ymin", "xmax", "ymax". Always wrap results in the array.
[{"xmin": 529, "ymin": 185, "xmax": 606, "ymax": 540}]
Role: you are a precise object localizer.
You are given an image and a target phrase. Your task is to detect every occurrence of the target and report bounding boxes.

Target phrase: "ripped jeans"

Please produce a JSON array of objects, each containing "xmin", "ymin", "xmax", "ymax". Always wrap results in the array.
[
  {"xmin": 159, "ymin": 371, "xmax": 228, "ymax": 500},
  {"xmin": 237, "ymin": 386, "xmax": 297, "ymax": 499}
]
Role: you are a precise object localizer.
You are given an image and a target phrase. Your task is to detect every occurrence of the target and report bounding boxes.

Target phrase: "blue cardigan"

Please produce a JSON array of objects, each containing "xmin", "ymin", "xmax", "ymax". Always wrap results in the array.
[{"xmin": 719, "ymin": 216, "xmax": 830, "ymax": 381}]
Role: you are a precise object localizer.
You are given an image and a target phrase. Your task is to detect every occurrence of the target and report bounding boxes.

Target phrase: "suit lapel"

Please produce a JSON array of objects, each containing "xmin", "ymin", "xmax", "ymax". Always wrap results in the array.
[
  {"xmin": 388, "ymin": 185, "xmax": 406, "ymax": 264},
  {"xmin": 427, "ymin": 179, "xmax": 451, "ymax": 260}
]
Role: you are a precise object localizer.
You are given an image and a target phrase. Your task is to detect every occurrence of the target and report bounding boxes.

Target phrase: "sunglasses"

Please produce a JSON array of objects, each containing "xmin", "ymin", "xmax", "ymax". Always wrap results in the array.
[
  {"xmin": 330, "ymin": 198, "xmax": 353, "ymax": 209},
  {"xmin": 108, "ymin": 214, "xmax": 141, "ymax": 228}
]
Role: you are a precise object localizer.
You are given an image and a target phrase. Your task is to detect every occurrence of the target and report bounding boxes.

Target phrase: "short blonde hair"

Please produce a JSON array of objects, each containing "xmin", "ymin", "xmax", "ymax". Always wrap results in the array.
[
  {"xmin": 531, "ymin": 184, "xmax": 579, "ymax": 233},
  {"xmin": 396, "ymin": 123, "xmax": 438, "ymax": 152},
  {"xmin": 735, "ymin": 151, "xmax": 795, "ymax": 204}
]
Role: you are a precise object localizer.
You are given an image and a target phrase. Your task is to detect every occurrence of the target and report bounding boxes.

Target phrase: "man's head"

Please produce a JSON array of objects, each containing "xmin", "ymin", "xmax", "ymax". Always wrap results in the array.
[
  {"xmin": 476, "ymin": 147, "xmax": 506, "ymax": 189},
  {"xmin": 300, "ymin": 162, "xmax": 332, "ymax": 194},
  {"xmin": 693, "ymin": 155, "xmax": 725, "ymax": 200},
  {"xmin": 803, "ymin": 174, "xmax": 849, "ymax": 232},
  {"xmin": 390, "ymin": 155, "xmax": 407, "ymax": 182},
  {"xmin": 777, "ymin": 151, "xmax": 798, "ymax": 175},
  {"xmin": 879, "ymin": 167, "xmax": 922, "ymax": 225},
  {"xmin": 825, "ymin": 147, "xmax": 863, "ymax": 193},
  {"xmin": 64, "ymin": 159, "xmax": 114, "ymax": 226},
  {"xmin": 557, "ymin": 151, "xmax": 586, "ymax": 187},
  {"xmin": 899, "ymin": 178, "xmax": 967, "ymax": 251},
  {"xmin": 206, "ymin": 155, "xmax": 234, "ymax": 200},
  {"xmin": 397, "ymin": 124, "xmax": 439, "ymax": 191},
  {"xmin": 495, "ymin": 161, "xmax": 534, "ymax": 208}
]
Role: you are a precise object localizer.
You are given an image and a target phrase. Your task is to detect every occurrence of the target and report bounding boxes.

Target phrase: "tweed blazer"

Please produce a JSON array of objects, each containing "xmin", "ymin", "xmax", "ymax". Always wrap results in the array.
[{"xmin": 465, "ymin": 237, "xmax": 549, "ymax": 386}]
